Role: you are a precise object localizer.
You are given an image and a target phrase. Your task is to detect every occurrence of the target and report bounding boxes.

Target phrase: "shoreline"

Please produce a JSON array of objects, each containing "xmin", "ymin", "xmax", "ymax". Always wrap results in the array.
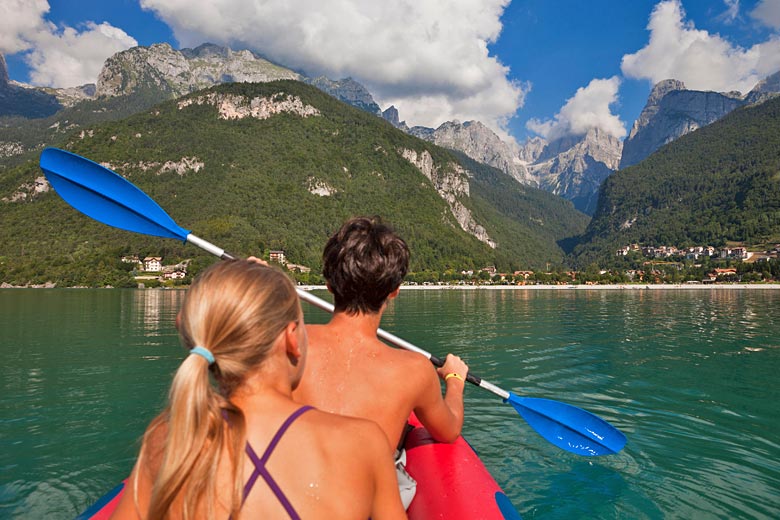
[
  {"xmin": 297, "ymin": 283, "xmax": 780, "ymax": 291},
  {"xmin": 4, "ymin": 283, "xmax": 780, "ymax": 291}
]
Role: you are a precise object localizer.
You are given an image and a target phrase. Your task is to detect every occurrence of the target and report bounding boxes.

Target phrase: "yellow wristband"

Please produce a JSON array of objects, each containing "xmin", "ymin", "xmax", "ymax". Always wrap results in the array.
[{"xmin": 445, "ymin": 373, "xmax": 464, "ymax": 382}]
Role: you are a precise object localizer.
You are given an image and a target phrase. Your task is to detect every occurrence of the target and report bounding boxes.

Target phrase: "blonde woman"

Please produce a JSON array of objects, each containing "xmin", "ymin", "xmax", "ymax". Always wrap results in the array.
[{"xmin": 112, "ymin": 260, "xmax": 405, "ymax": 520}]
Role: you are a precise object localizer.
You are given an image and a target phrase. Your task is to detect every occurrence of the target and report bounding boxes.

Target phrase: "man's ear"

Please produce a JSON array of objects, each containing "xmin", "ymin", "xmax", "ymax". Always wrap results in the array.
[{"xmin": 388, "ymin": 287, "xmax": 401, "ymax": 300}]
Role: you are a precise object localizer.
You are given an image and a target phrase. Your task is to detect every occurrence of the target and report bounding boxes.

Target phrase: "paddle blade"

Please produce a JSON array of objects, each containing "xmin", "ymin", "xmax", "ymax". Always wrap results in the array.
[
  {"xmin": 507, "ymin": 393, "xmax": 626, "ymax": 456},
  {"xmin": 39, "ymin": 148, "xmax": 190, "ymax": 241}
]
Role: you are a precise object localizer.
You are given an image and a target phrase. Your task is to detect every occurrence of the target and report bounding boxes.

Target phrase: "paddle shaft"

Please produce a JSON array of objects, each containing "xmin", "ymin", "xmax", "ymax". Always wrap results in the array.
[{"xmin": 185, "ymin": 232, "xmax": 510, "ymax": 400}]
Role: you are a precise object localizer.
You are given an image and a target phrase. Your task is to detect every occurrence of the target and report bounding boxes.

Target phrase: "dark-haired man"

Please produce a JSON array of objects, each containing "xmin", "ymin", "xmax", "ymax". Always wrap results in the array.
[{"xmin": 292, "ymin": 216, "xmax": 469, "ymax": 508}]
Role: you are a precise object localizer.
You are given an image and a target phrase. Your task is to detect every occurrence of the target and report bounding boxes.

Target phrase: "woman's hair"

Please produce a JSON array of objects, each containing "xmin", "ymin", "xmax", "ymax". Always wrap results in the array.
[
  {"xmin": 139, "ymin": 260, "xmax": 301, "ymax": 520},
  {"xmin": 322, "ymin": 216, "xmax": 409, "ymax": 314}
]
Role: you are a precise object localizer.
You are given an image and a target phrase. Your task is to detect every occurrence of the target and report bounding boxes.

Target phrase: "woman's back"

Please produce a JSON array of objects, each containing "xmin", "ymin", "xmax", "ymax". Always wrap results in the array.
[
  {"xmin": 126, "ymin": 400, "xmax": 400, "ymax": 519},
  {"xmin": 239, "ymin": 404, "xmax": 397, "ymax": 519}
]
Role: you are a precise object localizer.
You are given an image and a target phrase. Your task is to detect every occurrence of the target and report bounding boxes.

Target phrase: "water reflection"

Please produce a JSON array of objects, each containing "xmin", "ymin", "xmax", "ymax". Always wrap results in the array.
[{"xmin": 0, "ymin": 289, "xmax": 184, "ymax": 518}]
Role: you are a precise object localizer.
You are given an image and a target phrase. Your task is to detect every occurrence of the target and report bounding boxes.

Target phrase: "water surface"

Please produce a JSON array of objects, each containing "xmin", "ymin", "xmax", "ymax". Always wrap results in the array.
[{"xmin": 1, "ymin": 288, "xmax": 778, "ymax": 519}]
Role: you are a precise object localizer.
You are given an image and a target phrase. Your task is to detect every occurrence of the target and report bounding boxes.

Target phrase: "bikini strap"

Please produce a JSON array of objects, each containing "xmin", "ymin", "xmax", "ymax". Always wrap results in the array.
[
  {"xmin": 259, "ymin": 405, "xmax": 314, "ymax": 464},
  {"xmin": 242, "ymin": 405, "xmax": 315, "ymax": 519}
]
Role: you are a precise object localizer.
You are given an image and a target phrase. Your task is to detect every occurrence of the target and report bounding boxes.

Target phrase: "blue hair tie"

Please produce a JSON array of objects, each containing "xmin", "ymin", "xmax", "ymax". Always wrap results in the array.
[{"xmin": 190, "ymin": 346, "xmax": 215, "ymax": 365}]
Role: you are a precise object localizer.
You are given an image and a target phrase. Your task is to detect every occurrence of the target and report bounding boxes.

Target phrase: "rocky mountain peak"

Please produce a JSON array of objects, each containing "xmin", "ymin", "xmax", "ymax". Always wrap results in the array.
[
  {"xmin": 626, "ymin": 79, "xmax": 686, "ymax": 143},
  {"xmin": 517, "ymin": 136, "xmax": 547, "ymax": 164},
  {"xmin": 0, "ymin": 52, "xmax": 62, "ymax": 118},
  {"xmin": 381, "ymin": 105, "xmax": 402, "ymax": 126},
  {"xmin": 526, "ymin": 127, "xmax": 622, "ymax": 214},
  {"xmin": 180, "ymin": 42, "xmax": 234, "ymax": 59},
  {"xmin": 620, "ymin": 79, "xmax": 744, "ymax": 169},
  {"xmin": 648, "ymin": 79, "xmax": 686, "ymax": 104},
  {"xmin": 421, "ymin": 120, "xmax": 533, "ymax": 185},
  {"xmin": 303, "ymin": 76, "xmax": 381, "ymax": 115},
  {"xmin": 383, "ymin": 104, "xmax": 618, "ymax": 214},
  {"xmin": 96, "ymin": 42, "xmax": 300, "ymax": 98},
  {"xmin": 745, "ymin": 70, "xmax": 780, "ymax": 105}
]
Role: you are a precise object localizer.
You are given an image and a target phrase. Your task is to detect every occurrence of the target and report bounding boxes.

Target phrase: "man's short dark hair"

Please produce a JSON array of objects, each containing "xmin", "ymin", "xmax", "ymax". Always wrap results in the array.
[{"xmin": 322, "ymin": 216, "xmax": 410, "ymax": 314}]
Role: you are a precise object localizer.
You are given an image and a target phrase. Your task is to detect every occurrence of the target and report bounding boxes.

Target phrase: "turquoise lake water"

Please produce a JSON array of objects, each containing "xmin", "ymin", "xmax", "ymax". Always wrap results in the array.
[{"xmin": 1, "ymin": 288, "xmax": 779, "ymax": 519}]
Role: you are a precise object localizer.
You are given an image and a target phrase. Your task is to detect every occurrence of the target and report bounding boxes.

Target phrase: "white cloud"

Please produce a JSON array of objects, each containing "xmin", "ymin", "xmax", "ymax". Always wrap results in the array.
[
  {"xmin": 139, "ymin": 0, "xmax": 527, "ymax": 137},
  {"xmin": 621, "ymin": 0, "xmax": 780, "ymax": 94},
  {"xmin": 26, "ymin": 22, "xmax": 137, "ymax": 87},
  {"xmin": 526, "ymin": 77, "xmax": 626, "ymax": 141},
  {"xmin": 751, "ymin": 0, "xmax": 780, "ymax": 29},
  {"xmin": 0, "ymin": 0, "xmax": 49, "ymax": 54},
  {"xmin": 0, "ymin": 0, "xmax": 137, "ymax": 88}
]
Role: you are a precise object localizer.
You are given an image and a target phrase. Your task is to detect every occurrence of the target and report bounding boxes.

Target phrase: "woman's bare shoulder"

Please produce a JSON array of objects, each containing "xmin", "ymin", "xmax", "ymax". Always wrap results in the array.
[{"xmin": 137, "ymin": 419, "xmax": 169, "ymax": 475}]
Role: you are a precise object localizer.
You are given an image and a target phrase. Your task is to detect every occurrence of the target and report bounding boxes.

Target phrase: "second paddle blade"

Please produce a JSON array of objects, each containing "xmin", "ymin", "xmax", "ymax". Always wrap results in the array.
[{"xmin": 507, "ymin": 393, "xmax": 626, "ymax": 456}]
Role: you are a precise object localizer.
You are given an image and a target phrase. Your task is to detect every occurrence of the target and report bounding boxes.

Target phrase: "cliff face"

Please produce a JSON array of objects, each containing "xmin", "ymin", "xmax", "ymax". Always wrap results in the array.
[
  {"xmin": 422, "ymin": 121, "xmax": 533, "ymax": 186},
  {"xmin": 405, "ymin": 118, "xmax": 624, "ymax": 215},
  {"xmin": 177, "ymin": 91, "xmax": 321, "ymax": 120},
  {"xmin": 0, "ymin": 54, "xmax": 8, "ymax": 85},
  {"xmin": 620, "ymin": 80, "xmax": 745, "ymax": 169},
  {"xmin": 383, "ymin": 71, "xmax": 780, "ymax": 216},
  {"xmin": 94, "ymin": 43, "xmax": 386, "ymax": 117},
  {"xmin": 400, "ymin": 148, "xmax": 496, "ymax": 248}
]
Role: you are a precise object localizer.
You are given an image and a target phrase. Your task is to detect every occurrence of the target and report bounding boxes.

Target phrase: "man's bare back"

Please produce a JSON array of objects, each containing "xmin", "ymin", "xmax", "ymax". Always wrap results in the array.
[
  {"xmin": 293, "ymin": 313, "xmax": 467, "ymax": 451},
  {"xmin": 291, "ymin": 216, "xmax": 468, "ymax": 455}
]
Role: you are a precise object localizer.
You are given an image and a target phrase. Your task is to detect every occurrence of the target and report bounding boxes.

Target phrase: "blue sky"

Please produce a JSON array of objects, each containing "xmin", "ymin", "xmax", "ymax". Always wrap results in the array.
[{"xmin": 2, "ymin": 0, "xmax": 779, "ymax": 144}]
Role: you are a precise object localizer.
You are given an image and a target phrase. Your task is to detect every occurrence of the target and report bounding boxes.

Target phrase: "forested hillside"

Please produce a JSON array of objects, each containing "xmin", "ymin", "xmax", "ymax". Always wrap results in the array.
[
  {"xmin": 0, "ymin": 87, "xmax": 173, "ymax": 172},
  {"xmin": 0, "ymin": 80, "xmax": 588, "ymax": 286},
  {"xmin": 571, "ymin": 96, "xmax": 780, "ymax": 267}
]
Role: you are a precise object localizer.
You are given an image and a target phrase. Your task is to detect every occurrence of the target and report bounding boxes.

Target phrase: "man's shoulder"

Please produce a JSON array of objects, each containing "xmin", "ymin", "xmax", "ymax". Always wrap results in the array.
[
  {"xmin": 307, "ymin": 408, "xmax": 389, "ymax": 451},
  {"xmin": 388, "ymin": 346, "xmax": 430, "ymax": 365},
  {"xmin": 383, "ymin": 347, "xmax": 436, "ymax": 383}
]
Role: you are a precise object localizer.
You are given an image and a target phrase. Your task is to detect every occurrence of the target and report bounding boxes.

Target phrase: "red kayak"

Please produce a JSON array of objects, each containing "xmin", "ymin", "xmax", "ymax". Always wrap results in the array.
[{"xmin": 77, "ymin": 415, "xmax": 521, "ymax": 519}]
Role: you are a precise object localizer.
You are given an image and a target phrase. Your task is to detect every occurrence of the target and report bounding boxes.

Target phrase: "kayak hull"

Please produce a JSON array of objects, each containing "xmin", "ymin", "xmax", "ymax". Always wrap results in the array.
[
  {"xmin": 78, "ymin": 416, "xmax": 520, "ymax": 519},
  {"xmin": 404, "ymin": 414, "xmax": 519, "ymax": 519}
]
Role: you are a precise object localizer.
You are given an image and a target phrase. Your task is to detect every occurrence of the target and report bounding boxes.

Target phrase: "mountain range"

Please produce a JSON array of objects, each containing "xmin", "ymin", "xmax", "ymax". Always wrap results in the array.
[
  {"xmin": 2, "ymin": 42, "xmax": 780, "ymax": 284},
  {"xmin": 571, "ymin": 94, "xmax": 780, "ymax": 267},
  {"xmin": 4, "ymin": 42, "xmax": 779, "ymax": 217},
  {"xmin": 383, "ymin": 72, "xmax": 780, "ymax": 214},
  {"xmin": 0, "ymin": 80, "xmax": 588, "ymax": 286}
]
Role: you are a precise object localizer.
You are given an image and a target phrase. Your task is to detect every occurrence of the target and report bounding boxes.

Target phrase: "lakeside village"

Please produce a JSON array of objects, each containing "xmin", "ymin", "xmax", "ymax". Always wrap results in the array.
[
  {"xmin": 124, "ymin": 243, "xmax": 780, "ymax": 288},
  {"xmin": 120, "ymin": 250, "xmax": 313, "ymax": 288}
]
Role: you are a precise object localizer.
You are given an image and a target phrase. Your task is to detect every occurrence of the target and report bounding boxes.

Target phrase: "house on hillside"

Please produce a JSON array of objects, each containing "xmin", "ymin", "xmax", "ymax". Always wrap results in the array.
[
  {"xmin": 143, "ymin": 256, "xmax": 162, "ymax": 272},
  {"xmin": 286, "ymin": 263, "xmax": 311, "ymax": 274},
  {"xmin": 162, "ymin": 264, "xmax": 187, "ymax": 280},
  {"xmin": 720, "ymin": 247, "xmax": 748, "ymax": 259},
  {"xmin": 269, "ymin": 251, "xmax": 286, "ymax": 264}
]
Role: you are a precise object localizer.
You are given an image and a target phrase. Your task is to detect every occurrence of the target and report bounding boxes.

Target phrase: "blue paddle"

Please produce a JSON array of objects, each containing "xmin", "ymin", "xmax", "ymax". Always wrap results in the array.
[{"xmin": 39, "ymin": 147, "xmax": 627, "ymax": 456}]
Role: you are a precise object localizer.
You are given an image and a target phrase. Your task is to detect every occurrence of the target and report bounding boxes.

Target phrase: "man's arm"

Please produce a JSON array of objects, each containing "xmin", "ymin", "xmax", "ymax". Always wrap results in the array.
[{"xmin": 412, "ymin": 354, "xmax": 468, "ymax": 443}]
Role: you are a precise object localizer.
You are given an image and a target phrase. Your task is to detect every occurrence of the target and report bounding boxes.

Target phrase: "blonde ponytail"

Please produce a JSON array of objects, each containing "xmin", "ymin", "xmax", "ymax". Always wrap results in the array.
[{"xmin": 139, "ymin": 260, "xmax": 300, "ymax": 520}]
